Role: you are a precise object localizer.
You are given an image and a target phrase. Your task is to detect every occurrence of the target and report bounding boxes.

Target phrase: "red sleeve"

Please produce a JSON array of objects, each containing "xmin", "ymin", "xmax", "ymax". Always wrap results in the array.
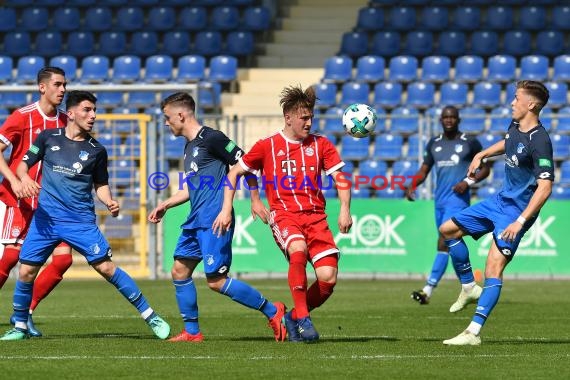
[
  {"xmin": 320, "ymin": 136, "xmax": 344, "ymax": 174},
  {"xmin": 240, "ymin": 139, "xmax": 266, "ymax": 173},
  {"xmin": 0, "ymin": 112, "xmax": 23, "ymax": 147}
]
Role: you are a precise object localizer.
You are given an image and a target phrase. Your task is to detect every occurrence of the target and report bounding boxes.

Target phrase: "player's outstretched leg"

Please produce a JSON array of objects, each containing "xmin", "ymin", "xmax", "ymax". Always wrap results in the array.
[{"xmin": 411, "ymin": 252, "xmax": 449, "ymax": 305}]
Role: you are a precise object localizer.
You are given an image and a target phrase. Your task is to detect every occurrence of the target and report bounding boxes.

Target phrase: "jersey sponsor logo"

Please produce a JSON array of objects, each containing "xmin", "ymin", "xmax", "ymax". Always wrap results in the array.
[
  {"xmin": 29, "ymin": 145, "xmax": 39, "ymax": 154},
  {"xmin": 538, "ymin": 158, "xmax": 552, "ymax": 167},
  {"xmin": 517, "ymin": 143, "xmax": 525, "ymax": 154},
  {"xmin": 304, "ymin": 147, "xmax": 314, "ymax": 156},
  {"xmin": 281, "ymin": 159, "xmax": 297, "ymax": 175},
  {"xmin": 506, "ymin": 154, "xmax": 519, "ymax": 167},
  {"xmin": 192, "ymin": 147, "xmax": 199, "ymax": 157},
  {"xmin": 454, "ymin": 144, "xmax": 463, "ymax": 153},
  {"xmin": 50, "ymin": 145, "xmax": 61, "ymax": 151},
  {"xmin": 73, "ymin": 162, "xmax": 83, "ymax": 173},
  {"xmin": 79, "ymin": 150, "xmax": 89, "ymax": 161},
  {"xmin": 224, "ymin": 140, "xmax": 236, "ymax": 153}
]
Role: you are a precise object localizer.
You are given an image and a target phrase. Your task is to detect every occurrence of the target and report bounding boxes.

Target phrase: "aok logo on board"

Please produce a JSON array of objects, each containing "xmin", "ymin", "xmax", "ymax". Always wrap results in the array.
[{"xmin": 334, "ymin": 214, "xmax": 407, "ymax": 255}]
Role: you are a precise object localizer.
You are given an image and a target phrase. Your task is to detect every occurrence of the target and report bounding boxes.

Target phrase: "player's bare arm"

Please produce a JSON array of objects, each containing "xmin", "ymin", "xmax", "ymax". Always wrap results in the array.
[
  {"xmin": 404, "ymin": 164, "xmax": 430, "ymax": 201},
  {"xmin": 212, "ymin": 163, "xmax": 245, "ymax": 236},
  {"xmin": 148, "ymin": 187, "xmax": 190, "ymax": 224},
  {"xmin": 453, "ymin": 162, "xmax": 491, "ymax": 195},
  {"xmin": 331, "ymin": 170, "xmax": 352, "ymax": 234},
  {"xmin": 94, "ymin": 183, "xmax": 119, "ymax": 217},
  {"xmin": 15, "ymin": 160, "xmax": 40, "ymax": 199},
  {"xmin": 468, "ymin": 140, "xmax": 506, "ymax": 176},
  {"xmin": 245, "ymin": 175, "xmax": 269, "ymax": 224}
]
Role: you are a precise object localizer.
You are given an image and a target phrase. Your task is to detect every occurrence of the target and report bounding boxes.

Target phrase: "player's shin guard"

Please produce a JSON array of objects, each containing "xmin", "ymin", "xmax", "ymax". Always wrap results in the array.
[
  {"xmin": 473, "ymin": 278, "xmax": 502, "ymax": 327},
  {"xmin": 288, "ymin": 251, "xmax": 309, "ymax": 319},
  {"xmin": 173, "ymin": 278, "xmax": 200, "ymax": 334},
  {"xmin": 427, "ymin": 251, "xmax": 449, "ymax": 286},
  {"xmin": 107, "ymin": 267, "xmax": 151, "ymax": 314},
  {"xmin": 220, "ymin": 277, "xmax": 274, "ymax": 318},
  {"xmin": 30, "ymin": 254, "xmax": 72, "ymax": 311},
  {"xmin": 0, "ymin": 247, "xmax": 21, "ymax": 288},
  {"xmin": 446, "ymin": 238, "xmax": 475, "ymax": 284},
  {"xmin": 307, "ymin": 280, "xmax": 335, "ymax": 311},
  {"xmin": 13, "ymin": 280, "xmax": 33, "ymax": 327}
]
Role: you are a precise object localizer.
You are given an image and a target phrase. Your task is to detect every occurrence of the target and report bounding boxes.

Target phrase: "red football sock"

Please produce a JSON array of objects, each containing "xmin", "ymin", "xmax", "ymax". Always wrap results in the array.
[
  {"xmin": 0, "ymin": 246, "xmax": 20, "ymax": 289},
  {"xmin": 288, "ymin": 251, "xmax": 309, "ymax": 319},
  {"xmin": 307, "ymin": 279, "xmax": 336, "ymax": 311},
  {"xmin": 30, "ymin": 254, "xmax": 73, "ymax": 311}
]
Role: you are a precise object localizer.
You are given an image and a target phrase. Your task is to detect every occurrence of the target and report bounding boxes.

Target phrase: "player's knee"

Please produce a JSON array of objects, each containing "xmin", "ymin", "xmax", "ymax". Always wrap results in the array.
[
  {"xmin": 439, "ymin": 220, "xmax": 459, "ymax": 239},
  {"xmin": 206, "ymin": 275, "xmax": 226, "ymax": 292}
]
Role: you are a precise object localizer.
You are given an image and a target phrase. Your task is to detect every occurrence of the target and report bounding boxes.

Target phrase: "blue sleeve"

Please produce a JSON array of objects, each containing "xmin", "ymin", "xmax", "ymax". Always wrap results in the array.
[
  {"xmin": 531, "ymin": 130, "xmax": 555, "ymax": 182},
  {"xmin": 22, "ymin": 130, "xmax": 48, "ymax": 168},
  {"xmin": 206, "ymin": 129, "xmax": 244, "ymax": 165},
  {"xmin": 422, "ymin": 138, "xmax": 435, "ymax": 169},
  {"xmin": 93, "ymin": 148, "xmax": 109, "ymax": 184}
]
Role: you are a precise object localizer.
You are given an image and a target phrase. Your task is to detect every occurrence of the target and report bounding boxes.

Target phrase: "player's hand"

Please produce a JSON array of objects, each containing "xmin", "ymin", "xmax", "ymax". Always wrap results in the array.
[
  {"xmin": 147, "ymin": 204, "xmax": 167, "ymax": 224},
  {"xmin": 338, "ymin": 208, "xmax": 353, "ymax": 233},
  {"xmin": 251, "ymin": 198, "xmax": 269, "ymax": 224},
  {"xmin": 212, "ymin": 210, "xmax": 233, "ymax": 237},
  {"xmin": 107, "ymin": 200, "xmax": 120, "ymax": 217},
  {"xmin": 468, "ymin": 153, "xmax": 484, "ymax": 177},
  {"xmin": 10, "ymin": 180, "xmax": 25, "ymax": 199},
  {"xmin": 452, "ymin": 180, "xmax": 470, "ymax": 194},
  {"xmin": 404, "ymin": 186, "xmax": 415, "ymax": 201},
  {"xmin": 499, "ymin": 221, "xmax": 523, "ymax": 243},
  {"xmin": 18, "ymin": 177, "xmax": 41, "ymax": 198}
]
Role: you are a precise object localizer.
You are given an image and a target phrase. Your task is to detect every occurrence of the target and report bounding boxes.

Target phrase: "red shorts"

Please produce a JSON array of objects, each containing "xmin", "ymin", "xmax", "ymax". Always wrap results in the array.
[{"xmin": 270, "ymin": 210, "xmax": 339, "ymax": 266}]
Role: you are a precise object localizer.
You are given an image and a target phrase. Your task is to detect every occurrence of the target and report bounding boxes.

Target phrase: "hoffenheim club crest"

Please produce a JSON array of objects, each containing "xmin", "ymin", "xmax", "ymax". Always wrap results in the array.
[{"xmin": 79, "ymin": 150, "xmax": 89, "ymax": 161}]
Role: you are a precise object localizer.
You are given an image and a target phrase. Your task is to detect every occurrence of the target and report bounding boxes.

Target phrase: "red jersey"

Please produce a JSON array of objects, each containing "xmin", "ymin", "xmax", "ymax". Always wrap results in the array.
[
  {"xmin": 240, "ymin": 131, "xmax": 344, "ymax": 213},
  {"xmin": 0, "ymin": 102, "xmax": 67, "ymax": 210}
]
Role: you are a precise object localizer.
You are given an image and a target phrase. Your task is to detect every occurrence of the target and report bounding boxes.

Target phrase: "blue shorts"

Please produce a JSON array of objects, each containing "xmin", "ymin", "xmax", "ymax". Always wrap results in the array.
[
  {"xmin": 174, "ymin": 227, "xmax": 233, "ymax": 278},
  {"xmin": 19, "ymin": 216, "xmax": 111, "ymax": 266},
  {"xmin": 435, "ymin": 205, "xmax": 467, "ymax": 229},
  {"xmin": 451, "ymin": 195, "xmax": 536, "ymax": 260}
]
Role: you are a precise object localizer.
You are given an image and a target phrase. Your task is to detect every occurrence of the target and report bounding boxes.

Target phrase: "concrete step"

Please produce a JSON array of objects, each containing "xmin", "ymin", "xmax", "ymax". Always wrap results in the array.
[
  {"xmin": 261, "ymin": 42, "xmax": 339, "ymax": 57},
  {"xmin": 287, "ymin": 5, "xmax": 362, "ymax": 19},
  {"xmin": 281, "ymin": 18, "xmax": 356, "ymax": 31},
  {"xmin": 272, "ymin": 30, "xmax": 345, "ymax": 44}
]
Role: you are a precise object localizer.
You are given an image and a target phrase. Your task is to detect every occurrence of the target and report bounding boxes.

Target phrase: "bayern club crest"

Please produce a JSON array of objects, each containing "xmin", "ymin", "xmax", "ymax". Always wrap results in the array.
[{"xmin": 304, "ymin": 147, "xmax": 314, "ymax": 156}]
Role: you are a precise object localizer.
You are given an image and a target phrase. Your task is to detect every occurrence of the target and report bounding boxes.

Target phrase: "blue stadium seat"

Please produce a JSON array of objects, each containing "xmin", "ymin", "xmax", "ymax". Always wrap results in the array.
[
  {"xmin": 130, "ymin": 32, "xmax": 159, "ymax": 57},
  {"xmin": 341, "ymin": 135, "xmax": 370, "ymax": 161},
  {"xmin": 111, "ymin": 107, "xmax": 140, "ymax": 133},
  {"xmin": 67, "ymin": 0, "xmax": 96, "ymax": 5},
  {"xmin": 477, "ymin": 184, "xmax": 498, "ymax": 199},
  {"xmin": 20, "ymin": 7, "xmax": 49, "ymax": 32},
  {"xmin": 437, "ymin": 31, "xmax": 466, "ymax": 57},
  {"xmin": 407, "ymin": 133, "xmax": 428, "ymax": 157},
  {"xmin": 177, "ymin": 55, "xmax": 206, "ymax": 82},
  {"xmin": 148, "ymin": 6, "xmax": 176, "ymax": 31},
  {"xmin": 488, "ymin": 106, "xmax": 511, "ymax": 134},
  {"xmin": 551, "ymin": 185, "xmax": 570, "ymax": 200},
  {"xmin": 440, "ymin": 82, "xmax": 468, "ymax": 107},
  {"xmin": 145, "ymin": 55, "xmax": 173, "ymax": 83},
  {"xmin": 374, "ymin": 107, "xmax": 387, "ymax": 133},
  {"xmin": 373, "ymin": 81, "xmax": 402, "ymax": 110},
  {"xmin": 110, "ymin": 160, "xmax": 135, "ymax": 187},
  {"xmin": 98, "ymin": 32, "xmax": 127, "ymax": 58},
  {"xmin": 460, "ymin": 106, "xmax": 486, "ymax": 133},
  {"xmin": 404, "ymin": 31, "xmax": 433, "ymax": 57},
  {"xmin": 128, "ymin": 92, "xmax": 156, "ymax": 108},
  {"xmin": 314, "ymin": 83, "xmax": 337, "ymax": 109},
  {"xmin": 162, "ymin": 32, "xmax": 191, "ymax": 58},
  {"xmin": 389, "ymin": 7, "xmax": 415, "ymax": 31},
  {"xmin": 491, "ymin": 160, "xmax": 505, "ymax": 186},
  {"xmin": 49, "ymin": 56, "xmax": 77, "ymax": 81},
  {"xmin": 421, "ymin": 6, "xmax": 448, "ymax": 31},
  {"xmin": 116, "ymin": 7, "xmax": 144, "ymax": 31},
  {"xmin": 519, "ymin": 6, "xmax": 546, "ymax": 31},
  {"xmin": 2, "ymin": 0, "xmax": 32, "ymax": 5},
  {"xmin": 487, "ymin": 55, "xmax": 516, "ymax": 83},
  {"xmin": 551, "ymin": 133, "xmax": 570, "ymax": 160},
  {"xmin": 406, "ymin": 82, "xmax": 434, "ymax": 109},
  {"xmin": 454, "ymin": 55, "xmax": 484, "ymax": 83},
  {"xmin": 557, "ymin": 106, "xmax": 570, "ymax": 133},
  {"xmin": 3, "ymin": 32, "xmax": 32, "ymax": 58},
  {"xmin": 545, "ymin": 82, "xmax": 568, "ymax": 109},
  {"xmin": 390, "ymin": 106, "xmax": 419, "ymax": 135},
  {"xmin": 503, "ymin": 31, "xmax": 531, "ymax": 57},
  {"xmin": 356, "ymin": 7, "xmax": 384, "ymax": 32},
  {"xmin": 112, "ymin": 55, "xmax": 141, "ymax": 83},
  {"xmin": 340, "ymin": 82, "xmax": 370, "ymax": 107},
  {"xmin": 1, "ymin": 93, "xmax": 28, "ymax": 108},
  {"xmin": 352, "ymin": 187, "xmax": 372, "ymax": 199},
  {"xmin": 179, "ymin": 7, "xmax": 208, "ymax": 31},
  {"xmin": 96, "ymin": 91, "xmax": 124, "ymax": 108},
  {"xmin": 558, "ymin": 160, "xmax": 570, "ymax": 185},
  {"xmin": 355, "ymin": 55, "xmax": 385, "ymax": 83},
  {"xmin": 124, "ymin": 135, "xmax": 141, "ymax": 157},
  {"xmin": 392, "ymin": 159, "xmax": 419, "ymax": 177},
  {"xmin": 34, "ymin": 32, "xmax": 62, "ymax": 58},
  {"xmin": 477, "ymin": 133, "xmax": 503, "ymax": 149},
  {"xmin": 472, "ymin": 82, "xmax": 501, "ymax": 108},
  {"xmin": 197, "ymin": 81, "xmax": 221, "ymax": 110},
  {"xmin": 469, "ymin": 31, "xmax": 499, "ymax": 57},
  {"xmin": 535, "ymin": 31, "xmax": 565, "ymax": 57},
  {"xmin": 97, "ymin": 133, "xmax": 122, "ymax": 156},
  {"xmin": 67, "ymin": 32, "xmax": 95, "ymax": 58},
  {"xmin": 84, "ymin": 7, "xmax": 112, "ymax": 32},
  {"xmin": 194, "ymin": 31, "xmax": 223, "ymax": 57},
  {"xmin": 209, "ymin": 55, "xmax": 237, "ymax": 82},
  {"xmin": 505, "ymin": 82, "xmax": 517, "ymax": 104},
  {"xmin": 453, "ymin": 6, "xmax": 481, "ymax": 31},
  {"xmin": 322, "ymin": 56, "xmax": 353, "ymax": 83},
  {"xmin": 388, "ymin": 56, "xmax": 418, "ymax": 82},
  {"xmin": 485, "ymin": 6, "xmax": 513, "ymax": 31},
  {"xmin": 16, "ymin": 56, "xmax": 45, "ymax": 84},
  {"xmin": 370, "ymin": 32, "xmax": 401, "ymax": 58},
  {"xmin": 520, "ymin": 55, "xmax": 549, "ymax": 81},
  {"xmin": 211, "ymin": 6, "xmax": 240, "ymax": 31},
  {"xmin": 374, "ymin": 133, "xmax": 403, "ymax": 161},
  {"xmin": 552, "ymin": 6, "xmax": 570, "ymax": 31},
  {"xmin": 242, "ymin": 6, "xmax": 271, "ymax": 31},
  {"xmin": 0, "ymin": 8, "xmax": 17, "ymax": 32},
  {"xmin": 81, "ymin": 56, "xmax": 110, "ymax": 84},
  {"xmin": 339, "ymin": 32, "xmax": 369, "ymax": 58},
  {"xmin": 539, "ymin": 107, "xmax": 554, "ymax": 131},
  {"xmin": 421, "ymin": 56, "xmax": 450, "ymax": 83},
  {"xmin": 164, "ymin": 134, "xmax": 186, "ymax": 159},
  {"xmin": 0, "ymin": 57, "xmax": 13, "ymax": 84},
  {"xmin": 225, "ymin": 31, "xmax": 255, "ymax": 57},
  {"xmin": 553, "ymin": 55, "xmax": 570, "ymax": 82},
  {"xmin": 53, "ymin": 7, "xmax": 80, "ymax": 32},
  {"xmin": 359, "ymin": 159, "xmax": 388, "ymax": 179},
  {"xmin": 321, "ymin": 106, "xmax": 344, "ymax": 135}
]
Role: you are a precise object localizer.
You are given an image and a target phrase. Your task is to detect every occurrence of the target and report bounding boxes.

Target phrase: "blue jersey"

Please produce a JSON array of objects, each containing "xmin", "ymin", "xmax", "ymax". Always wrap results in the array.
[
  {"xmin": 500, "ymin": 121, "xmax": 554, "ymax": 211},
  {"xmin": 180, "ymin": 126, "xmax": 243, "ymax": 229},
  {"xmin": 22, "ymin": 128, "xmax": 108, "ymax": 223},
  {"xmin": 423, "ymin": 132, "xmax": 482, "ymax": 209}
]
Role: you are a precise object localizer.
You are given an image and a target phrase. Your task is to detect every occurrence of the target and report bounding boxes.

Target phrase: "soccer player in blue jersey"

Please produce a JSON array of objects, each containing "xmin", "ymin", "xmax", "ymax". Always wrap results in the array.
[
  {"xmin": 405, "ymin": 106, "xmax": 490, "ymax": 307},
  {"xmin": 441, "ymin": 80, "xmax": 554, "ymax": 345},
  {"xmin": 0, "ymin": 90, "xmax": 170, "ymax": 341},
  {"xmin": 147, "ymin": 92, "xmax": 286, "ymax": 342}
]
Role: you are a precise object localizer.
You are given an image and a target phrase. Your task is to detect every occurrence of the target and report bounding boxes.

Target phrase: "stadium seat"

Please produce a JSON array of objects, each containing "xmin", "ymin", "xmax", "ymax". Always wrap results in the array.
[
  {"xmin": 314, "ymin": 83, "xmax": 337, "ymax": 109},
  {"xmin": 553, "ymin": 55, "xmax": 570, "ymax": 82},
  {"xmin": 535, "ymin": 31, "xmax": 565, "ymax": 57},
  {"xmin": 472, "ymin": 82, "xmax": 501, "ymax": 108},
  {"xmin": 558, "ymin": 160, "xmax": 570, "ymax": 185},
  {"xmin": 452, "ymin": 6, "xmax": 481, "ymax": 31},
  {"xmin": 49, "ymin": 56, "xmax": 77, "ymax": 81},
  {"xmin": 16, "ymin": 56, "xmax": 46, "ymax": 84},
  {"xmin": 339, "ymin": 32, "xmax": 369, "ymax": 58},
  {"xmin": 356, "ymin": 7, "xmax": 384, "ymax": 32},
  {"xmin": 194, "ymin": 31, "xmax": 223, "ymax": 57},
  {"xmin": 148, "ymin": 6, "xmax": 176, "ymax": 31},
  {"xmin": 370, "ymin": 32, "xmax": 401, "ymax": 58},
  {"xmin": 34, "ymin": 32, "xmax": 62, "ymax": 58},
  {"xmin": 340, "ymin": 82, "xmax": 369, "ymax": 107},
  {"xmin": 130, "ymin": 32, "xmax": 159, "ymax": 57},
  {"xmin": 374, "ymin": 107, "xmax": 387, "ymax": 133},
  {"xmin": 505, "ymin": 82, "xmax": 516, "ymax": 104},
  {"xmin": 321, "ymin": 106, "xmax": 344, "ymax": 135},
  {"xmin": 197, "ymin": 81, "xmax": 222, "ymax": 110},
  {"xmin": 374, "ymin": 133, "xmax": 403, "ymax": 161},
  {"xmin": 552, "ymin": 6, "xmax": 570, "ymax": 31},
  {"xmin": 209, "ymin": 55, "xmax": 237, "ymax": 82},
  {"xmin": 551, "ymin": 185, "xmax": 570, "ymax": 200},
  {"xmin": 406, "ymin": 82, "xmax": 434, "ymax": 109},
  {"xmin": 98, "ymin": 32, "xmax": 127, "ymax": 58},
  {"xmin": 437, "ymin": 31, "xmax": 466, "ymax": 57},
  {"xmin": 421, "ymin": 56, "xmax": 450, "ymax": 83},
  {"xmin": 53, "ymin": 7, "xmax": 80, "ymax": 32},
  {"xmin": 539, "ymin": 106, "xmax": 554, "ymax": 131},
  {"xmin": 111, "ymin": 107, "xmax": 140, "ymax": 133},
  {"xmin": 460, "ymin": 106, "xmax": 486, "ymax": 134},
  {"xmin": 488, "ymin": 106, "xmax": 511, "ymax": 134},
  {"xmin": 551, "ymin": 133, "xmax": 570, "ymax": 160},
  {"xmin": 557, "ymin": 106, "xmax": 570, "ymax": 133},
  {"xmin": 390, "ymin": 106, "xmax": 419, "ymax": 135},
  {"xmin": 128, "ymin": 91, "xmax": 156, "ymax": 108},
  {"xmin": 84, "ymin": 7, "xmax": 112, "ymax": 32},
  {"xmin": 404, "ymin": 31, "xmax": 433, "ymax": 57},
  {"xmin": 519, "ymin": 55, "xmax": 549, "ymax": 81},
  {"xmin": 341, "ymin": 135, "xmax": 370, "ymax": 161},
  {"xmin": 103, "ymin": 214, "xmax": 134, "ymax": 238},
  {"xmin": 97, "ymin": 133, "xmax": 122, "ymax": 156},
  {"xmin": 96, "ymin": 91, "xmax": 124, "ymax": 108},
  {"xmin": 20, "ymin": 7, "xmax": 49, "ymax": 32},
  {"xmin": 211, "ymin": 6, "xmax": 240, "ymax": 31},
  {"xmin": 545, "ymin": 82, "xmax": 568, "ymax": 109},
  {"xmin": 81, "ymin": 56, "xmax": 110, "ymax": 84},
  {"xmin": 0, "ymin": 57, "xmax": 13, "ymax": 84},
  {"xmin": 1, "ymin": 93, "xmax": 28, "ymax": 108},
  {"xmin": 454, "ymin": 55, "xmax": 484, "ymax": 83},
  {"xmin": 179, "ymin": 7, "xmax": 208, "ymax": 31},
  {"xmin": 485, "ymin": 6, "xmax": 513, "ymax": 31},
  {"xmin": 491, "ymin": 160, "xmax": 505, "ymax": 186},
  {"xmin": 519, "ymin": 6, "xmax": 546, "ymax": 31},
  {"xmin": 124, "ymin": 135, "xmax": 141, "ymax": 158},
  {"xmin": 502, "ymin": 31, "xmax": 531, "ymax": 57},
  {"xmin": 322, "ymin": 56, "xmax": 353, "ymax": 83},
  {"xmin": 225, "ymin": 31, "xmax": 255, "ymax": 57},
  {"xmin": 389, "ymin": 7, "xmax": 415, "ymax": 31},
  {"xmin": 116, "ymin": 6, "xmax": 144, "ymax": 31},
  {"xmin": 3, "ymin": 32, "xmax": 32, "ymax": 58},
  {"xmin": 112, "ymin": 55, "xmax": 141, "ymax": 84},
  {"xmin": 177, "ymin": 55, "xmax": 206, "ymax": 83},
  {"xmin": 487, "ymin": 55, "xmax": 516, "ymax": 83},
  {"xmin": 421, "ymin": 6, "xmax": 448, "ymax": 31},
  {"xmin": 388, "ymin": 56, "xmax": 418, "ymax": 83},
  {"xmin": 477, "ymin": 133, "xmax": 503, "ymax": 149},
  {"xmin": 355, "ymin": 56, "xmax": 385, "ymax": 83},
  {"xmin": 242, "ymin": 6, "xmax": 271, "ymax": 31},
  {"xmin": 439, "ymin": 82, "xmax": 468, "ymax": 107},
  {"xmin": 67, "ymin": 32, "xmax": 95, "ymax": 58},
  {"xmin": 352, "ymin": 187, "xmax": 372, "ymax": 198},
  {"xmin": 161, "ymin": 32, "xmax": 191, "ymax": 58},
  {"xmin": 407, "ymin": 133, "xmax": 428, "ymax": 158},
  {"xmin": 67, "ymin": 0, "xmax": 96, "ymax": 5},
  {"xmin": 469, "ymin": 31, "xmax": 499, "ymax": 57},
  {"xmin": 145, "ymin": 55, "xmax": 173, "ymax": 83},
  {"xmin": 392, "ymin": 159, "xmax": 419, "ymax": 177},
  {"xmin": 359, "ymin": 159, "xmax": 388, "ymax": 179},
  {"xmin": 374, "ymin": 81, "xmax": 402, "ymax": 110},
  {"xmin": 0, "ymin": 8, "xmax": 17, "ymax": 32}
]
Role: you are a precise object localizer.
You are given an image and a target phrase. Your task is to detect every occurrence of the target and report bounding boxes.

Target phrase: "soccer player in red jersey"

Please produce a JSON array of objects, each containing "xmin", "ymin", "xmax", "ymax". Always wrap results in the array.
[
  {"xmin": 0, "ymin": 67, "xmax": 72, "ymax": 336},
  {"xmin": 213, "ymin": 85, "xmax": 353, "ymax": 342}
]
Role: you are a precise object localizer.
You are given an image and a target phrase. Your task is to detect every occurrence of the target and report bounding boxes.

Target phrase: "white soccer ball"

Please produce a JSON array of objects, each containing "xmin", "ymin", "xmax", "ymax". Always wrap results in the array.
[{"xmin": 342, "ymin": 103, "xmax": 377, "ymax": 138}]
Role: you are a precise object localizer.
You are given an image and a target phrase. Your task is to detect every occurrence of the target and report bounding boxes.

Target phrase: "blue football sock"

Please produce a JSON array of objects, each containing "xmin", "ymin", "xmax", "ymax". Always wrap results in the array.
[
  {"xmin": 108, "ymin": 267, "xmax": 151, "ymax": 315},
  {"xmin": 446, "ymin": 238, "xmax": 475, "ymax": 284},
  {"xmin": 220, "ymin": 277, "xmax": 274, "ymax": 318},
  {"xmin": 173, "ymin": 278, "xmax": 200, "ymax": 334},
  {"xmin": 13, "ymin": 280, "xmax": 33, "ymax": 326},
  {"xmin": 473, "ymin": 278, "xmax": 502, "ymax": 326},
  {"xmin": 427, "ymin": 251, "xmax": 449, "ymax": 287}
]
